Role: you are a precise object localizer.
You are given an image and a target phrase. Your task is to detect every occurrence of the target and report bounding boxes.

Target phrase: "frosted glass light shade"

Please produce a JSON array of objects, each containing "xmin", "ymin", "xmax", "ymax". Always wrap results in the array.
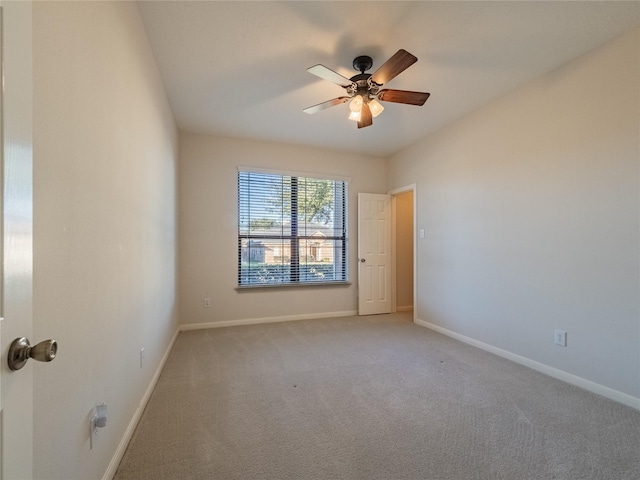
[
  {"xmin": 349, "ymin": 95, "xmax": 363, "ymax": 112},
  {"xmin": 369, "ymin": 99, "xmax": 384, "ymax": 117}
]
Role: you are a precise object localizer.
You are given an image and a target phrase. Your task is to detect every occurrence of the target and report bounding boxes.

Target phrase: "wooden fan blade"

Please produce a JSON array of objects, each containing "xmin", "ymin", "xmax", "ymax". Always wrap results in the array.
[
  {"xmin": 307, "ymin": 65, "xmax": 354, "ymax": 88},
  {"xmin": 303, "ymin": 97, "xmax": 350, "ymax": 114},
  {"xmin": 357, "ymin": 103, "xmax": 373, "ymax": 129},
  {"xmin": 378, "ymin": 89, "xmax": 430, "ymax": 106},
  {"xmin": 370, "ymin": 49, "xmax": 417, "ymax": 85}
]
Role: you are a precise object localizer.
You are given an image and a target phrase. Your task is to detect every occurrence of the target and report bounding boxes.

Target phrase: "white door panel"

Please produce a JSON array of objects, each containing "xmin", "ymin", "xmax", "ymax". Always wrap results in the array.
[
  {"xmin": 358, "ymin": 193, "xmax": 391, "ymax": 315},
  {"xmin": 1, "ymin": 2, "xmax": 34, "ymax": 478}
]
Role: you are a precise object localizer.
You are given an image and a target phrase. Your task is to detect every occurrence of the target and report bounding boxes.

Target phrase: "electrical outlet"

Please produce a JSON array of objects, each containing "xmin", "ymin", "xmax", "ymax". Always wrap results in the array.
[
  {"xmin": 204, "ymin": 297, "xmax": 211, "ymax": 308},
  {"xmin": 554, "ymin": 330, "xmax": 567, "ymax": 346},
  {"xmin": 140, "ymin": 348, "xmax": 145, "ymax": 368}
]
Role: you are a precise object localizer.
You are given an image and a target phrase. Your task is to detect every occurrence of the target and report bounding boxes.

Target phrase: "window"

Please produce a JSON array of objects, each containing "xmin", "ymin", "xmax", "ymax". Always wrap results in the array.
[{"xmin": 238, "ymin": 169, "xmax": 348, "ymax": 286}]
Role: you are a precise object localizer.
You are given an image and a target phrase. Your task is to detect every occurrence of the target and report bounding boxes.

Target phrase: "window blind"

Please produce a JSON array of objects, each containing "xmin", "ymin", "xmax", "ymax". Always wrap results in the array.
[{"xmin": 238, "ymin": 170, "xmax": 348, "ymax": 286}]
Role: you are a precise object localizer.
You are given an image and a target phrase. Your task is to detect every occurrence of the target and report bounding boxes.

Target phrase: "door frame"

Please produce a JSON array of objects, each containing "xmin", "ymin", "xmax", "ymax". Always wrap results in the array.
[{"xmin": 389, "ymin": 184, "xmax": 417, "ymax": 324}]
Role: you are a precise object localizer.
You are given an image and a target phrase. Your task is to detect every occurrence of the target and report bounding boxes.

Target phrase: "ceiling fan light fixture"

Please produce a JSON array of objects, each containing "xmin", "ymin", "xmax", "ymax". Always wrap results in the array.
[
  {"xmin": 304, "ymin": 49, "xmax": 429, "ymax": 129},
  {"xmin": 369, "ymin": 99, "xmax": 384, "ymax": 118},
  {"xmin": 349, "ymin": 95, "xmax": 363, "ymax": 113},
  {"xmin": 348, "ymin": 110, "xmax": 361, "ymax": 122}
]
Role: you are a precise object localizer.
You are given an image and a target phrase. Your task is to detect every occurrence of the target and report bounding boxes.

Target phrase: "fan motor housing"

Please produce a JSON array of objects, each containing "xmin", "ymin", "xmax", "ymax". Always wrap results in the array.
[
  {"xmin": 349, "ymin": 73, "xmax": 371, "ymax": 85},
  {"xmin": 349, "ymin": 72, "xmax": 379, "ymax": 99}
]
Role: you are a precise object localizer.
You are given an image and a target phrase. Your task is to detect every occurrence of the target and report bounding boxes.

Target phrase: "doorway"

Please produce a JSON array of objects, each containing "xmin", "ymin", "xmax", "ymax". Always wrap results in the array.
[
  {"xmin": 356, "ymin": 186, "xmax": 416, "ymax": 320},
  {"xmin": 390, "ymin": 185, "xmax": 416, "ymax": 322}
]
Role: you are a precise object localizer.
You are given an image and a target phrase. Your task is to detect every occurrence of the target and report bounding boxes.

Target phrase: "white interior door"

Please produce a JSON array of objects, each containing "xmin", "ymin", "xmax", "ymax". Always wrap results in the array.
[
  {"xmin": 358, "ymin": 193, "xmax": 392, "ymax": 315},
  {"xmin": 0, "ymin": 2, "xmax": 35, "ymax": 478}
]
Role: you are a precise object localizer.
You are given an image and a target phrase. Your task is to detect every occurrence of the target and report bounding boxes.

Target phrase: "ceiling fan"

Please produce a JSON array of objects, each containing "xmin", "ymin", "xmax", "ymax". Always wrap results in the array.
[{"xmin": 303, "ymin": 49, "xmax": 430, "ymax": 129}]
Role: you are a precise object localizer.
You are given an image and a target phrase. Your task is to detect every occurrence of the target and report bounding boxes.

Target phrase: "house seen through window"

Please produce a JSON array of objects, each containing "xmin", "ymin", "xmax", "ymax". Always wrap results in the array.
[{"xmin": 238, "ymin": 169, "xmax": 348, "ymax": 286}]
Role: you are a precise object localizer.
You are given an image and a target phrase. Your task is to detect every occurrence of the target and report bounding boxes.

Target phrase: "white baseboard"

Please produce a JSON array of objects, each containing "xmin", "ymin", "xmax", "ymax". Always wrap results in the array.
[
  {"xmin": 103, "ymin": 327, "xmax": 181, "ymax": 480},
  {"xmin": 180, "ymin": 310, "xmax": 359, "ymax": 331},
  {"xmin": 415, "ymin": 318, "xmax": 640, "ymax": 411}
]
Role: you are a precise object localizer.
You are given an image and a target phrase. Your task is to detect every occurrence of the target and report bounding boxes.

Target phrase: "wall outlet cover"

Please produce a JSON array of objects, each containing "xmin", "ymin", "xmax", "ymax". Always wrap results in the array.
[{"xmin": 554, "ymin": 330, "xmax": 567, "ymax": 346}]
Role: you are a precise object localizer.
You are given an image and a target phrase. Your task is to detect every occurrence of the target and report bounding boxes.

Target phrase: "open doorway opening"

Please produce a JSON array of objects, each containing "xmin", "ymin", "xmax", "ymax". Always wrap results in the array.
[{"xmin": 390, "ymin": 185, "xmax": 416, "ymax": 322}]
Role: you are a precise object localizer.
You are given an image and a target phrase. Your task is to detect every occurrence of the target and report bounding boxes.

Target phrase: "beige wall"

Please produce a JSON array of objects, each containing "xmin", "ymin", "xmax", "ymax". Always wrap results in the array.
[
  {"xmin": 395, "ymin": 191, "xmax": 414, "ymax": 310},
  {"xmin": 389, "ymin": 28, "xmax": 640, "ymax": 403},
  {"xmin": 179, "ymin": 133, "xmax": 388, "ymax": 326},
  {"xmin": 33, "ymin": 2, "xmax": 178, "ymax": 479}
]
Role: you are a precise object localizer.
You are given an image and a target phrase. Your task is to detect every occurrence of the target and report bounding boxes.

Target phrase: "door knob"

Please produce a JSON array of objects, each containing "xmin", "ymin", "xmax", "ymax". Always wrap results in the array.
[
  {"xmin": 8, "ymin": 337, "xmax": 57, "ymax": 371},
  {"xmin": 360, "ymin": 258, "xmax": 366, "ymax": 263}
]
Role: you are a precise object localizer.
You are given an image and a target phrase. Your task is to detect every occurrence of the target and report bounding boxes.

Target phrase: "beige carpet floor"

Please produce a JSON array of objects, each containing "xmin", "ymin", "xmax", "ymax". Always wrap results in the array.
[{"xmin": 114, "ymin": 312, "xmax": 640, "ymax": 479}]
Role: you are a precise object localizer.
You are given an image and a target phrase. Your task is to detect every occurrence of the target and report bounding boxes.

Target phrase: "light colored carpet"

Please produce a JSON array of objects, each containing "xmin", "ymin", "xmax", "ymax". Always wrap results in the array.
[{"xmin": 114, "ymin": 312, "xmax": 640, "ymax": 479}]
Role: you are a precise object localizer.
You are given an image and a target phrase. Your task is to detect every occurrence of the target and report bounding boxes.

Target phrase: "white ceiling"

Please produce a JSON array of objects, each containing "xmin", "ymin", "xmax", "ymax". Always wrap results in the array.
[{"xmin": 138, "ymin": 1, "xmax": 640, "ymax": 157}]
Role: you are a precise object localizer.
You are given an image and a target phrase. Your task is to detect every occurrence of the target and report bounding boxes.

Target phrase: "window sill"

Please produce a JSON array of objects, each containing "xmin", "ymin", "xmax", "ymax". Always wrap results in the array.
[{"xmin": 236, "ymin": 281, "xmax": 351, "ymax": 291}]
